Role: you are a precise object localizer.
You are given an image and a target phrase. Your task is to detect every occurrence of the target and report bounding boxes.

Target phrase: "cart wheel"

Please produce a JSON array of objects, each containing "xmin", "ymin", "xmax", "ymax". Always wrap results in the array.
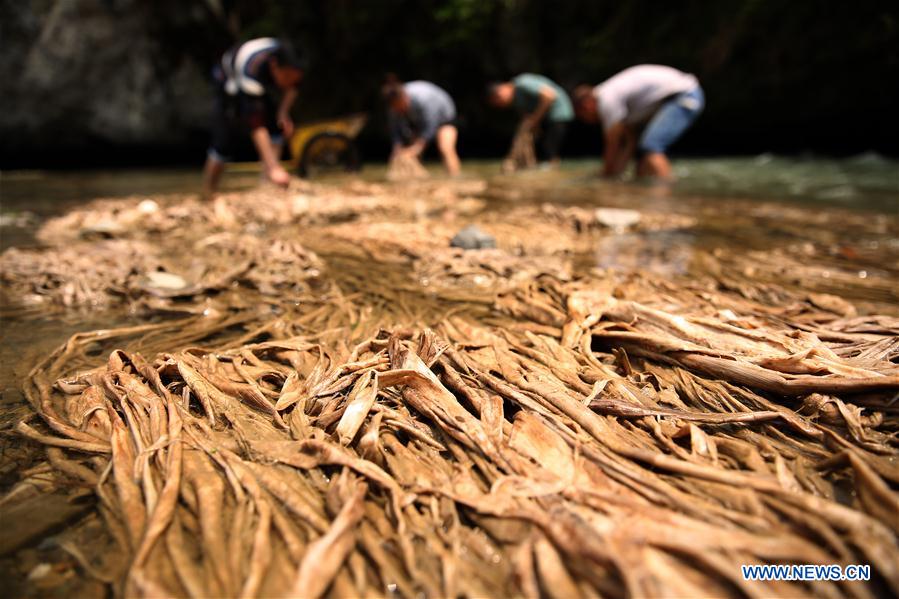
[{"xmin": 297, "ymin": 132, "xmax": 360, "ymax": 178}]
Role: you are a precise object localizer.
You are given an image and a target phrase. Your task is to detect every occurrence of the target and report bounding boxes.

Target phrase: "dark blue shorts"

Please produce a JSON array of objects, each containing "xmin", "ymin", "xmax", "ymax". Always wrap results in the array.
[{"xmin": 638, "ymin": 86, "xmax": 705, "ymax": 154}]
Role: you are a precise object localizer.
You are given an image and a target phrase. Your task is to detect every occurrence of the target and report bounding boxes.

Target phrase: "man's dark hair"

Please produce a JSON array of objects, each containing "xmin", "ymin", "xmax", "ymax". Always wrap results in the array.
[
  {"xmin": 573, "ymin": 84, "xmax": 594, "ymax": 104},
  {"xmin": 381, "ymin": 73, "xmax": 404, "ymax": 103},
  {"xmin": 273, "ymin": 41, "xmax": 306, "ymax": 70}
]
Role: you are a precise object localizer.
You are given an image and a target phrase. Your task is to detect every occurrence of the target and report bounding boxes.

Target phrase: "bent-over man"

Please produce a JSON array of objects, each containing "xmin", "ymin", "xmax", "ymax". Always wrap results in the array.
[
  {"xmin": 488, "ymin": 73, "xmax": 574, "ymax": 167},
  {"xmin": 383, "ymin": 78, "xmax": 460, "ymax": 176},
  {"xmin": 574, "ymin": 64, "xmax": 704, "ymax": 180},
  {"xmin": 202, "ymin": 38, "xmax": 304, "ymax": 197}
]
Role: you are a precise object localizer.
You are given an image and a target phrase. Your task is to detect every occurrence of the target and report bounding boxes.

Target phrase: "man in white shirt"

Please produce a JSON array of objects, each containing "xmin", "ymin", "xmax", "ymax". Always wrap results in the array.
[
  {"xmin": 202, "ymin": 39, "xmax": 304, "ymax": 198},
  {"xmin": 574, "ymin": 65, "xmax": 704, "ymax": 181}
]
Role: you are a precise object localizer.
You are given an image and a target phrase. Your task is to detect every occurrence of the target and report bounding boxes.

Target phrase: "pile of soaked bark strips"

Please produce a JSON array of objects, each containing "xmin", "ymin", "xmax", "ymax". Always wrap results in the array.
[{"xmin": 1, "ymin": 177, "xmax": 897, "ymax": 598}]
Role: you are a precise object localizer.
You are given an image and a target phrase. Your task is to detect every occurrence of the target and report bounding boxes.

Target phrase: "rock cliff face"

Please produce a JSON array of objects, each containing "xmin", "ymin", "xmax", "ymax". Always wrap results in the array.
[{"xmin": 1, "ymin": 0, "xmax": 222, "ymax": 164}]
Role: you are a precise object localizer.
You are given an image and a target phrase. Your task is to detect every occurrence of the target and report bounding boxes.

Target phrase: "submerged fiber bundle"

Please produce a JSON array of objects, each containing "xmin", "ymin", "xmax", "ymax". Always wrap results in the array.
[
  {"xmin": 4, "ymin": 179, "xmax": 898, "ymax": 597},
  {"xmin": 12, "ymin": 275, "xmax": 899, "ymax": 598}
]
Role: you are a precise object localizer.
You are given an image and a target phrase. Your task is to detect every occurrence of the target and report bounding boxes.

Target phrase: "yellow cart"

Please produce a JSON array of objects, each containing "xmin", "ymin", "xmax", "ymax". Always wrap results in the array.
[{"xmin": 286, "ymin": 113, "xmax": 367, "ymax": 178}]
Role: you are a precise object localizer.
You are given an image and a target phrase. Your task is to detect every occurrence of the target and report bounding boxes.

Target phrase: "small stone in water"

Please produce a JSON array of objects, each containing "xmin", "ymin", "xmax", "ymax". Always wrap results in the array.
[
  {"xmin": 142, "ymin": 271, "xmax": 189, "ymax": 290},
  {"xmin": 595, "ymin": 207, "xmax": 641, "ymax": 229},
  {"xmin": 138, "ymin": 199, "xmax": 159, "ymax": 214},
  {"xmin": 28, "ymin": 563, "xmax": 52, "ymax": 580},
  {"xmin": 291, "ymin": 195, "xmax": 311, "ymax": 215},
  {"xmin": 450, "ymin": 225, "xmax": 496, "ymax": 250},
  {"xmin": 80, "ymin": 220, "xmax": 124, "ymax": 237}
]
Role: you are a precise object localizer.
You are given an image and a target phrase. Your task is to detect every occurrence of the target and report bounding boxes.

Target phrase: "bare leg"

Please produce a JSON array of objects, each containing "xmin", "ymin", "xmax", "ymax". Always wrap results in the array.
[
  {"xmin": 638, "ymin": 152, "xmax": 673, "ymax": 181},
  {"xmin": 202, "ymin": 155, "xmax": 225, "ymax": 200},
  {"xmin": 436, "ymin": 125, "xmax": 461, "ymax": 176}
]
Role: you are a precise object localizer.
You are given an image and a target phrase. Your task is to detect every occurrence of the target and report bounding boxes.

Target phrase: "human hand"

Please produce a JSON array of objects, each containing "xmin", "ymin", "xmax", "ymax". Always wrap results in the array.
[
  {"xmin": 402, "ymin": 140, "xmax": 425, "ymax": 159},
  {"xmin": 267, "ymin": 164, "xmax": 291, "ymax": 187}
]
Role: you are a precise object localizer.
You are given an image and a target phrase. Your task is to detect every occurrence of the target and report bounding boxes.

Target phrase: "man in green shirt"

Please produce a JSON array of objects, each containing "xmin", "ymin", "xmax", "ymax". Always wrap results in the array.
[{"xmin": 488, "ymin": 73, "xmax": 574, "ymax": 166}]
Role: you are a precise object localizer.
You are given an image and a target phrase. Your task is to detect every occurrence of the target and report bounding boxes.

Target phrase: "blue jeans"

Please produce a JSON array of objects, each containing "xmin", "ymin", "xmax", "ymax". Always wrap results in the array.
[{"xmin": 638, "ymin": 86, "xmax": 705, "ymax": 154}]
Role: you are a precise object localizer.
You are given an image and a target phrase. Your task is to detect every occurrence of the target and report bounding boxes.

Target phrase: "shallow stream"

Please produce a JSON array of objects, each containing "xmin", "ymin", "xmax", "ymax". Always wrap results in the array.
[
  {"xmin": 1, "ymin": 155, "xmax": 897, "ymax": 595},
  {"xmin": 2, "ymin": 155, "xmax": 897, "ymax": 439}
]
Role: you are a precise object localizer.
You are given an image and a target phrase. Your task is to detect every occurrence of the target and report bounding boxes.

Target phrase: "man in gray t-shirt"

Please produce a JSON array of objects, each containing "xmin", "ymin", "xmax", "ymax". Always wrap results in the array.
[
  {"xmin": 574, "ymin": 65, "xmax": 704, "ymax": 181},
  {"xmin": 384, "ymin": 79, "xmax": 460, "ymax": 176}
]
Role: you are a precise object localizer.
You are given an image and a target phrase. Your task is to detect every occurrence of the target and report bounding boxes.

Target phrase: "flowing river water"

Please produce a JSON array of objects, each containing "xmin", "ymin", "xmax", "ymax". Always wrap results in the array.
[
  {"xmin": 2, "ymin": 155, "xmax": 897, "ymax": 437},
  {"xmin": 0, "ymin": 155, "xmax": 897, "ymax": 595}
]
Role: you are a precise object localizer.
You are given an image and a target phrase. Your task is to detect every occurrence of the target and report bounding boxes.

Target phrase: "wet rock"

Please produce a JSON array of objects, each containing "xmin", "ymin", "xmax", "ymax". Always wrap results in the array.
[
  {"xmin": 291, "ymin": 195, "xmax": 312, "ymax": 216},
  {"xmin": 450, "ymin": 225, "xmax": 496, "ymax": 250},
  {"xmin": 594, "ymin": 208, "xmax": 642, "ymax": 230},
  {"xmin": 78, "ymin": 220, "xmax": 125, "ymax": 238},
  {"xmin": 137, "ymin": 199, "xmax": 159, "ymax": 214},
  {"xmin": 138, "ymin": 271, "xmax": 190, "ymax": 295}
]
